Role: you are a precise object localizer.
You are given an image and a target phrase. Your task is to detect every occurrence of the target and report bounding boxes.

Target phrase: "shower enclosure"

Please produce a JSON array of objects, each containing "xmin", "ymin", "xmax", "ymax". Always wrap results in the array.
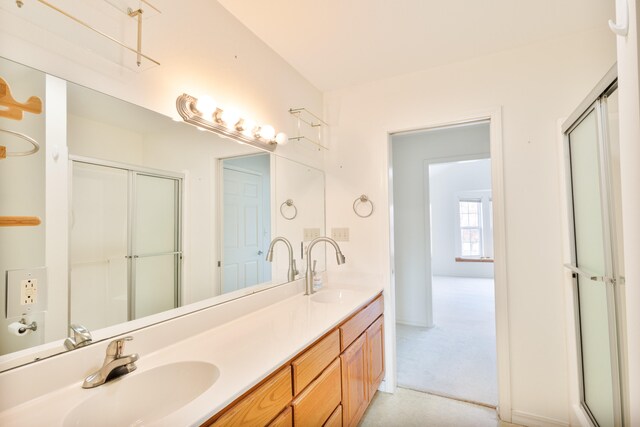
[
  {"xmin": 69, "ymin": 158, "xmax": 182, "ymax": 331},
  {"xmin": 563, "ymin": 68, "xmax": 625, "ymax": 427}
]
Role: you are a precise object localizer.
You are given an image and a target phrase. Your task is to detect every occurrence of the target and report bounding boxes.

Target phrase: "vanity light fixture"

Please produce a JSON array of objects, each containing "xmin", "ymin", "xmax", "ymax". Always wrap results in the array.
[{"xmin": 176, "ymin": 93, "xmax": 286, "ymax": 152}]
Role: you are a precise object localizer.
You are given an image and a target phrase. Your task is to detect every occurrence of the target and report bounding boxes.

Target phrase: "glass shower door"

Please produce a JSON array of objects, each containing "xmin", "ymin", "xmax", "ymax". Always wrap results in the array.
[
  {"xmin": 566, "ymin": 86, "xmax": 622, "ymax": 427},
  {"xmin": 131, "ymin": 173, "xmax": 181, "ymax": 319},
  {"xmin": 71, "ymin": 159, "xmax": 182, "ymax": 326},
  {"xmin": 70, "ymin": 162, "xmax": 128, "ymax": 330}
]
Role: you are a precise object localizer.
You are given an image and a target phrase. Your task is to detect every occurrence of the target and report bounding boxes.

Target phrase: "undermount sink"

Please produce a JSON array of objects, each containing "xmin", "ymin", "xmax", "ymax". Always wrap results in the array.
[
  {"xmin": 64, "ymin": 361, "xmax": 219, "ymax": 427},
  {"xmin": 310, "ymin": 289, "xmax": 357, "ymax": 304}
]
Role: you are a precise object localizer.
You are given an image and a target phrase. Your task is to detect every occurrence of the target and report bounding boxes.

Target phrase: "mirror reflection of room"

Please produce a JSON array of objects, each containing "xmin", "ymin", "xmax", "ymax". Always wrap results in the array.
[{"xmin": 0, "ymin": 56, "xmax": 326, "ymax": 364}]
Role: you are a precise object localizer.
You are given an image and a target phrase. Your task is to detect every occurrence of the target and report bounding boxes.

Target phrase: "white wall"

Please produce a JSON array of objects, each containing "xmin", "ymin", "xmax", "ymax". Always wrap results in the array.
[
  {"xmin": 392, "ymin": 123, "xmax": 490, "ymax": 327},
  {"xmin": 430, "ymin": 159, "xmax": 494, "ymax": 278},
  {"xmin": 324, "ymin": 27, "xmax": 616, "ymax": 424}
]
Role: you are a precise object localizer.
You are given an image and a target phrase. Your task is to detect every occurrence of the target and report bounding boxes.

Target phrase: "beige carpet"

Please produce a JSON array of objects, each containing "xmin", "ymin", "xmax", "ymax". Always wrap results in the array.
[
  {"xmin": 396, "ymin": 276, "xmax": 497, "ymax": 406},
  {"xmin": 360, "ymin": 388, "xmax": 518, "ymax": 427}
]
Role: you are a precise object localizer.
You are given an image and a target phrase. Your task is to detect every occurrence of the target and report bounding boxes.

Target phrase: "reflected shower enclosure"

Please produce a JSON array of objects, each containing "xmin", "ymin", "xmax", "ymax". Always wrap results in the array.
[{"xmin": 70, "ymin": 160, "xmax": 182, "ymax": 331}]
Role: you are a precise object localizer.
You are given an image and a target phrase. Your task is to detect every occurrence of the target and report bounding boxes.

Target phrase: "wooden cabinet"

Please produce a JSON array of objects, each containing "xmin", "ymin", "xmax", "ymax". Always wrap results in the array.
[
  {"xmin": 367, "ymin": 315, "xmax": 385, "ymax": 398},
  {"xmin": 268, "ymin": 407, "xmax": 292, "ymax": 427},
  {"xmin": 205, "ymin": 293, "xmax": 384, "ymax": 427},
  {"xmin": 292, "ymin": 358, "xmax": 341, "ymax": 426},
  {"xmin": 292, "ymin": 330, "xmax": 340, "ymax": 395},
  {"xmin": 208, "ymin": 367, "xmax": 292, "ymax": 427},
  {"xmin": 340, "ymin": 334, "xmax": 369, "ymax": 427},
  {"xmin": 340, "ymin": 297, "xmax": 385, "ymax": 427},
  {"xmin": 324, "ymin": 405, "xmax": 342, "ymax": 427},
  {"xmin": 340, "ymin": 296, "xmax": 384, "ymax": 351}
]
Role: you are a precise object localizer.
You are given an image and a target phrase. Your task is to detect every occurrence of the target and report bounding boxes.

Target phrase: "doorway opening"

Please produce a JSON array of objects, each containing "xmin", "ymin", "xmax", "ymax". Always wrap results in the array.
[{"xmin": 391, "ymin": 121, "xmax": 498, "ymax": 407}]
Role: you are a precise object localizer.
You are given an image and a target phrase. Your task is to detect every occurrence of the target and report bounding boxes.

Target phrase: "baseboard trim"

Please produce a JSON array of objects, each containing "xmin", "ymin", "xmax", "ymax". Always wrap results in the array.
[
  {"xmin": 511, "ymin": 410, "xmax": 569, "ymax": 427},
  {"xmin": 396, "ymin": 319, "xmax": 432, "ymax": 328}
]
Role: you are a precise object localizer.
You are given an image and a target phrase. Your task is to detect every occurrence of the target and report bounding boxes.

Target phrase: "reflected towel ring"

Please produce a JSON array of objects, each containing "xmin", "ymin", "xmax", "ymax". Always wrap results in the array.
[
  {"xmin": 280, "ymin": 199, "xmax": 298, "ymax": 220},
  {"xmin": 353, "ymin": 194, "xmax": 374, "ymax": 218},
  {"xmin": 0, "ymin": 128, "xmax": 40, "ymax": 157}
]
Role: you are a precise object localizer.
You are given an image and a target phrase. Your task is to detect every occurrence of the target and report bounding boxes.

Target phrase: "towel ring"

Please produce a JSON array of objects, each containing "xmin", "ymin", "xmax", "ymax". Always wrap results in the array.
[
  {"xmin": 353, "ymin": 194, "xmax": 374, "ymax": 218},
  {"xmin": 0, "ymin": 128, "xmax": 40, "ymax": 157},
  {"xmin": 280, "ymin": 199, "xmax": 297, "ymax": 220}
]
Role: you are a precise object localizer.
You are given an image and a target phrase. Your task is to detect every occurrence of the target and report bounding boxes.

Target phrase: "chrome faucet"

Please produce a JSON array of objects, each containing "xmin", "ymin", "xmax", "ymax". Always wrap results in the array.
[
  {"xmin": 304, "ymin": 237, "xmax": 346, "ymax": 295},
  {"xmin": 266, "ymin": 236, "xmax": 299, "ymax": 281},
  {"xmin": 64, "ymin": 324, "xmax": 92, "ymax": 350},
  {"xmin": 82, "ymin": 336, "xmax": 139, "ymax": 389}
]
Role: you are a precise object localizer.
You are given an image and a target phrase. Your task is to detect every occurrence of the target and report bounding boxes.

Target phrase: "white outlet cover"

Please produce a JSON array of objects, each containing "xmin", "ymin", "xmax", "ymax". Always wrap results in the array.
[
  {"xmin": 303, "ymin": 228, "xmax": 321, "ymax": 241},
  {"xmin": 331, "ymin": 227, "xmax": 350, "ymax": 242},
  {"xmin": 6, "ymin": 267, "xmax": 48, "ymax": 318}
]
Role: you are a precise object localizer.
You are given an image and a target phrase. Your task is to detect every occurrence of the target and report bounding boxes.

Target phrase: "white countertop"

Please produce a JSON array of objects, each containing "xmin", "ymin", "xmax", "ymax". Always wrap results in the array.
[{"xmin": 0, "ymin": 284, "xmax": 383, "ymax": 426}]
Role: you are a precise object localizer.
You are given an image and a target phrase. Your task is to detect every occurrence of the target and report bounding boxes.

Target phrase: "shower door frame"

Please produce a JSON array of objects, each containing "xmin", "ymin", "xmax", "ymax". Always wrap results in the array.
[
  {"xmin": 562, "ymin": 68, "xmax": 625, "ymax": 427},
  {"xmin": 69, "ymin": 155, "xmax": 184, "ymax": 322}
]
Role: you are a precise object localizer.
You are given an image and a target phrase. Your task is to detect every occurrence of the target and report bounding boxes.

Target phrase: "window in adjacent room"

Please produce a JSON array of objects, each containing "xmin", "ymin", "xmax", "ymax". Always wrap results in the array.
[
  {"xmin": 456, "ymin": 191, "xmax": 493, "ymax": 259},
  {"xmin": 459, "ymin": 199, "xmax": 483, "ymax": 256}
]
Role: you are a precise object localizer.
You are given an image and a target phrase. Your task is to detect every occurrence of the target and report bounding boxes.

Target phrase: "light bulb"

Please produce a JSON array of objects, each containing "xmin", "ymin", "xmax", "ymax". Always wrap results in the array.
[
  {"xmin": 259, "ymin": 125, "xmax": 276, "ymax": 141},
  {"xmin": 275, "ymin": 132, "xmax": 288, "ymax": 145},
  {"xmin": 195, "ymin": 96, "xmax": 216, "ymax": 118},
  {"xmin": 240, "ymin": 119, "xmax": 257, "ymax": 137},
  {"xmin": 220, "ymin": 109, "xmax": 241, "ymax": 129}
]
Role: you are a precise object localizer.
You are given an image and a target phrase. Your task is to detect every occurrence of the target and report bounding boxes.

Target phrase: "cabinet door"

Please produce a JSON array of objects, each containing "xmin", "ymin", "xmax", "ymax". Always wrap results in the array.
[
  {"xmin": 340, "ymin": 334, "xmax": 368, "ymax": 427},
  {"xmin": 367, "ymin": 315, "xmax": 384, "ymax": 400}
]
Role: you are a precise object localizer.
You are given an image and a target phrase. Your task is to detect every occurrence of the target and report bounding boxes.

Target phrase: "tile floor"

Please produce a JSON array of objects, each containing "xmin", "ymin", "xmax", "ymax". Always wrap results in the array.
[{"xmin": 360, "ymin": 387, "xmax": 520, "ymax": 427}]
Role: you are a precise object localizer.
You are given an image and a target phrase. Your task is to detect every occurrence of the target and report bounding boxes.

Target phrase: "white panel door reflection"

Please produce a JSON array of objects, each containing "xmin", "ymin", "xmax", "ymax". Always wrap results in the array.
[{"xmin": 222, "ymin": 166, "xmax": 265, "ymax": 293}]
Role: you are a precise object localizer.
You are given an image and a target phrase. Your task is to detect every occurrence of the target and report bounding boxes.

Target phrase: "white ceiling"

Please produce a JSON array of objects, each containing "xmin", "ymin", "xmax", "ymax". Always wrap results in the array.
[{"xmin": 217, "ymin": 0, "xmax": 614, "ymax": 92}]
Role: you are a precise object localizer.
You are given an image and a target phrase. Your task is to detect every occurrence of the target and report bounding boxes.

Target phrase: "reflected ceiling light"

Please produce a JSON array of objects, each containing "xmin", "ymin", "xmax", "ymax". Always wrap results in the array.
[
  {"xmin": 239, "ymin": 118, "xmax": 257, "ymax": 137},
  {"xmin": 176, "ymin": 93, "xmax": 282, "ymax": 152},
  {"xmin": 275, "ymin": 132, "xmax": 288, "ymax": 145},
  {"xmin": 195, "ymin": 95, "xmax": 217, "ymax": 118},
  {"xmin": 219, "ymin": 108, "xmax": 241, "ymax": 129},
  {"xmin": 258, "ymin": 125, "xmax": 276, "ymax": 141}
]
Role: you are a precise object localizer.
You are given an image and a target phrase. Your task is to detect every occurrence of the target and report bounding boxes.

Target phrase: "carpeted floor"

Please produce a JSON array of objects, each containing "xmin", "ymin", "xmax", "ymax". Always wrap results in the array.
[{"xmin": 396, "ymin": 276, "xmax": 498, "ymax": 406}]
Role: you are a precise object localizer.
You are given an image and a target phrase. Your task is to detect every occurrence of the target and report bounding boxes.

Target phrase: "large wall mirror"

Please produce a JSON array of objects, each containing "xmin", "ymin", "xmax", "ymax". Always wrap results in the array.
[{"xmin": 0, "ymin": 56, "xmax": 325, "ymax": 371}]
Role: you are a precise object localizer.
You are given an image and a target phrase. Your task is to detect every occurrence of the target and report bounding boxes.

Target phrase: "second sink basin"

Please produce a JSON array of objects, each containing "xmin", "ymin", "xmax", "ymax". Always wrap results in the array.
[
  {"xmin": 310, "ymin": 289, "xmax": 357, "ymax": 304},
  {"xmin": 64, "ymin": 361, "xmax": 219, "ymax": 427}
]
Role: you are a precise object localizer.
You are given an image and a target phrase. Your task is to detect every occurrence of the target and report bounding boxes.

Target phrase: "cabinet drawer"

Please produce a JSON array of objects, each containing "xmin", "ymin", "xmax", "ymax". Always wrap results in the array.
[
  {"xmin": 210, "ymin": 367, "xmax": 292, "ymax": 426},
  {"xmin": 292, "ymin": 358, "xmax": 341, "ymax": 427},
  {"xmin": 340, "ymin": 295, "xmax": 383, "ymax": 350},
  {"xmin": 324, "ymin": 404, "xmax": 342, "ymax": 427},
  {"xmin": 292, "ymin": 329, "xmax": 340, "ymax": 395},
  {"xmin": 268, "ymin": 406, "xmax": 292, "ymax": 427}
]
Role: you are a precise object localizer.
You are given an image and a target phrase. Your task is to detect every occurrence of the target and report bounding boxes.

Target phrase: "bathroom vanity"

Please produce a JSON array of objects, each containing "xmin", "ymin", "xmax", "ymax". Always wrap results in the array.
[
  {"xmin": 0, "ymin": 283, "xmax": 385, "ymax": 426},
  {"xmin": 206, "ymin": 292, "xmax": 384, "ymax": 427}
]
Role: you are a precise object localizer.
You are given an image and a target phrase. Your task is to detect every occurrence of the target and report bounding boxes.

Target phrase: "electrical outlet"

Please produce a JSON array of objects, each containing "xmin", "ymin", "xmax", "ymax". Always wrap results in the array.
[
  {"xmin": 6, "ymin": 267, "xmax": 47, "ymax": 317},
  {"xmin": 331, "ymin": 227, "xmax": 350, "ymax": 242},
  {"xmin": 21, "ymin": 279, "xmax": 38, "ymax": 305},
  {"xmin": 303, "ymin": 228, "xmax": 321, "ymax": 241}
]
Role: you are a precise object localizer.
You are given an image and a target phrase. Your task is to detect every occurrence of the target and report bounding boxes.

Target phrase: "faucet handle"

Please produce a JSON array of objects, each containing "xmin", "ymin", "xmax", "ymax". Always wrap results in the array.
[
  {"xmin": 63, "ymin": 324, "xmax": 92, "ymax": 350},
  {"xmin": 292, "ymin": 259, "xmax": 299, "ymax": 276},
  {"xmin": 107, "ymin": 336, "xmax": 134, "ymax": 358}
]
